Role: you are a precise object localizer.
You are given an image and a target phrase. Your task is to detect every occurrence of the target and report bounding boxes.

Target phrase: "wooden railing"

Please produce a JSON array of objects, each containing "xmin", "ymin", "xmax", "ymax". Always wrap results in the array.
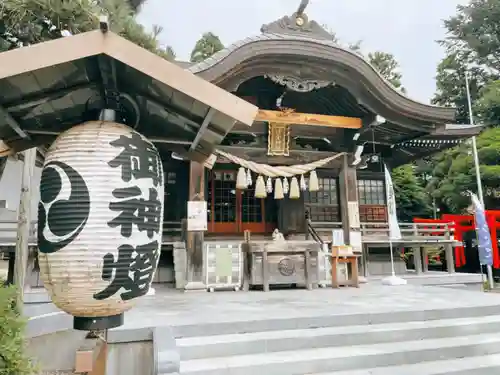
[
  {"xmin": 0, "ymin": 219, "xmax": 456, "ymax": 247},
  {"xmin": 310, "ymin": 221, "xmax": 456, "ymax": 244}
]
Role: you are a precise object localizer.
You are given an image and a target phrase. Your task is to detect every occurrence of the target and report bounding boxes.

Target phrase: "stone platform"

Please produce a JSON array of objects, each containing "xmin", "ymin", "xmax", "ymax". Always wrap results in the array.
[{"xmin": 25, "ymin": 278, "xmax": 500, "ymax": 374}]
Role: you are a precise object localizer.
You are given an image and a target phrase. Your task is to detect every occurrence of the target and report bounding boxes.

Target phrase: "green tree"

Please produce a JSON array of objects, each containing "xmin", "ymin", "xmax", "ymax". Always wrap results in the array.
[
  {"xmin": 368, "ymin": 51, "xmax": 406, "ymax": 93},
  {"xmin": 0, "ymin": 0, "xmax": 175, "ymax": 60},
  {"xmin": 442, "ymin": 0, "xmax": 500, "ymax": 75},
  {"xmin": 424, "ymin": 0, "xmax": 500, "ymax": 212},
  {"xmin": 476, "ymin": 80, "xmax": 500, "ymax": 125},
  {"xmin": 190, "ymin": 32, "xmax": 224, "ymax": 63},
  {"xmin": 0, "ymin": 285, "xmax": 33, "ymax": 374},
  {"xmin": 127, "ymin": 0, "xmax": 148, "ymax": 12},
  {"xmin": 321, "ymin": 27, "xmax": 406, "ymax": 93},
  {"xmin": 433, "ymin": 52, "xmax": 492, "ymax": 124},
  {"xmin": 392, "ymin": 165, "xmax": 431, "ymax": 221},
  {"xmin": 432, "ymin": 0, "xmax": 500, "ymax": 123},
  {"xmin": 424, "ymin": 128, "xmax": 500, "ymax": 212}
]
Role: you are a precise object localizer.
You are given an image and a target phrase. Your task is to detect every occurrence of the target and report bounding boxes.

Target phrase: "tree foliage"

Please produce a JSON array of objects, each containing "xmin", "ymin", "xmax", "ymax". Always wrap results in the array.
[
  {"xmin": 392, "ymin": 165, "xmax": 431, "ymax": 221},
  {"xmin": 127, "ymin": 0, "xmax": 148, "ymax": 12},
  {"xmin": 0, "ymin": 0, "xmax": 175, "ymax": 60},
  {"xmin": 433, "ymin": 0, "xmax": 500, "ymax": 122},
  {"xmin": 190, "ymin": 32, "xmax": 224, "ymax": 63},
  {"xmin": 423, "ymin": 128, "xmax": 500, "ymax": 212},
  {"xmin": 427, "ymin": 0, "xmax": 500, "ymax": 212},
  {"xmin": 368, "ymin": 51, "xmax": 406, "ymax": 93},
  {"xmin": 0, "ymin": 285, "xmax": 33, "ymax": 375}
]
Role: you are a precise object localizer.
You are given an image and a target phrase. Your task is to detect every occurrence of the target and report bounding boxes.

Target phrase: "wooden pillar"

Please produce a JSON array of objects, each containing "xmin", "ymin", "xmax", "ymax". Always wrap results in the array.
[
  {"xmin": 14, "ymin": 147, "xmax": 36, "ymax": 309},
  {"xmin": 185, "ymin": 161, "xmax": 206, "ymax": 291},
  {"xmin": 413, "ymin": 247, "xmax": 423, "ymax": 274},
  {"xmin": 445, "ymin": 244, "xmax": 455, "ymax": 273},
  {"xmin": 422, "ymin": 247, "xmax": 429, "ymax": 273},
  {"xmin": 339, "ymin": 154, "xmax": 360, "ymax": 242},
  {"xmin": 444, "ymin": 225, "xmax": 455, "ymax": 274},
  {"xmin": 338, "ymin": 154, "xmax": 364, "ymax": 274}
]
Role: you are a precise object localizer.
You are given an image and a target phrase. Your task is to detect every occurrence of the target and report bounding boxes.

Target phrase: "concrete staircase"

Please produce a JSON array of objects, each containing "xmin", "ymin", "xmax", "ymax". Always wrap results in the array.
[{"xmin": 174, "ymin": 304, "xmax": 500, "ymax": 375}]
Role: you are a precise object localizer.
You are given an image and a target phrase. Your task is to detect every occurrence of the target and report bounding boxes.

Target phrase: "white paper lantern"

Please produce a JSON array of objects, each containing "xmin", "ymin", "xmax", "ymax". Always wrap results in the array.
[{"xmin": 37, "ymin": 121, "xmax": 164, "ymax": 330}]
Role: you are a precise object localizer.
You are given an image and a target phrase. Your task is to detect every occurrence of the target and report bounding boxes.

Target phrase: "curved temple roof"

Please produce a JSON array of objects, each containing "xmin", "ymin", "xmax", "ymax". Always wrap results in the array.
[{"xmin": 187, "ymin": 8, "xmax": 456, "ymax": 126}]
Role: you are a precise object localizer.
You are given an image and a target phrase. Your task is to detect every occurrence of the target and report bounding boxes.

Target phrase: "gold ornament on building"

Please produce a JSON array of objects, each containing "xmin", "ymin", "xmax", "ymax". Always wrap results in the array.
[{"xmin": 268, "ymin": 122, "xmax": 290, "ymax": 156}]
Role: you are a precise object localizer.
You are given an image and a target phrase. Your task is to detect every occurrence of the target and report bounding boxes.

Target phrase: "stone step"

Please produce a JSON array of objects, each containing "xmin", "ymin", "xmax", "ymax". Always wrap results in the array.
[
  {"xmin": 309, "ymin": 354, "xmax": 500, "ymax": 374},
  {"xmin": 179, "ymin": 333, "xmax": 500, "ymax": 375},
  {"xmin": 172, "ymin": 304, "xmax": 500, "ymax": 338},
  {"xmin": 178, "ymin": 315, "xmax": 500, "ymax": 360}
]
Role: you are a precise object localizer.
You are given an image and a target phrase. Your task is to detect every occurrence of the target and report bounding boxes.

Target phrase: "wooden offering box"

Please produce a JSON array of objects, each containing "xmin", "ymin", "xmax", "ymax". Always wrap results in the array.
[
  {"xmin": 245, "ymin": 240, "xmax": 321, "ymax": 292},
  {"xmin": 330, "ymin": 245, "xmax": 360, "ymax": 288}
]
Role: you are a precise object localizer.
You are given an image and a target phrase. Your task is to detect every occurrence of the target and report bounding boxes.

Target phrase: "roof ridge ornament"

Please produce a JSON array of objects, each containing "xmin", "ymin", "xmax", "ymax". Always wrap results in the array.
[
  {"xmin": 297, "ymin": 0, "xmax": 309, "ymax": 18},
  {"xmin": 260, "ymin": 0, "xmax": 333, "ymax": 40}
]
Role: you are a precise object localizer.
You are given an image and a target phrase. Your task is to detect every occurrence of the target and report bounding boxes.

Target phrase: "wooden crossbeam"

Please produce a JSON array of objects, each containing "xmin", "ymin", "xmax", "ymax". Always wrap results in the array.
[{"xmin": 255, "ymin": 110, "xmax": 362, "ymax": 129}]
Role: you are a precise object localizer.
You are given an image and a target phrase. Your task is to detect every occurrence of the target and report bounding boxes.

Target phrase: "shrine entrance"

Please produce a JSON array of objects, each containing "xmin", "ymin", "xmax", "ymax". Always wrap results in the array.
[{"xmin": 207, "ymin": 169, "xmax": 277, "ymax": 234}]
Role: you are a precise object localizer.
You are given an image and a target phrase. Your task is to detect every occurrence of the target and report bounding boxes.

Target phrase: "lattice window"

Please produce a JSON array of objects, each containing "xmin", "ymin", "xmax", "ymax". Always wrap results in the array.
[
  {"xmin": 357, "ymin": 179, "xmax": 386, "ymax": 222},
  {"xmin": 305, "ymin": 178, "xmax": 340, "ymax": 222},
  {"xmin": 211, "ymin": 171, "xmax": 237, "ymax": 223},
  {"xmin": 241, "ymin": 188, "xmax": 263, "ymax": 223},
  {"xmin": 357, "ymin": 179, "xmax": 385, "ymax": 205},
  {"xmin": 359, "ymin": 205, "xmax": 387, "ymax": 222},
  {"xmin": 163, "ymin": 163, "xmax": 189, "ymax": 223}
]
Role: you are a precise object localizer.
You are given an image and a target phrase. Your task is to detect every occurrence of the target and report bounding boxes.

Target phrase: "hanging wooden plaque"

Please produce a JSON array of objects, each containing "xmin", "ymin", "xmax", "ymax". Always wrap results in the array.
[{"xmin": 268, "ymin": 122, "xmax": 290, "ymax": 156}]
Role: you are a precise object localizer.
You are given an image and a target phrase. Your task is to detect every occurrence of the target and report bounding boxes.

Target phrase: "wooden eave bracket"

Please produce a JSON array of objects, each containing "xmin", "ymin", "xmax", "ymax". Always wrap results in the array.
[{"xmin": 0, "ymin": 105, "xmax": 30, "ymax": 140}]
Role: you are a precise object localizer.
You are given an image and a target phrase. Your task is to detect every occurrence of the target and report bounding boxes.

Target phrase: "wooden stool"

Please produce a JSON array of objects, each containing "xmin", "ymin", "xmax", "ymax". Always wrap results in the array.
[{"xmin": 331, "ymin": 254, "xmax": 360, "ymax": 288}]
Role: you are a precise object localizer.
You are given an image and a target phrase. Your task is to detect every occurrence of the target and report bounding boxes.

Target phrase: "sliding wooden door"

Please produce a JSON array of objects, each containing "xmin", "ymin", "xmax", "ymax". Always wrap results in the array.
[{"xmin": 208, "ymin": 170, "xmax": 273, "ymax": 234}]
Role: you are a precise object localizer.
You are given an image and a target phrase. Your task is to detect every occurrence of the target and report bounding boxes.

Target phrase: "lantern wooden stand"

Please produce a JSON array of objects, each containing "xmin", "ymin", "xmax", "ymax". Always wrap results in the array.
[
  {"xmin": 74, "ymin": 334, "xmax": 108, "ymax": 375},
  {"xmin": 330, "ymin": 246, "xmax": 360, "ymax": 288}
]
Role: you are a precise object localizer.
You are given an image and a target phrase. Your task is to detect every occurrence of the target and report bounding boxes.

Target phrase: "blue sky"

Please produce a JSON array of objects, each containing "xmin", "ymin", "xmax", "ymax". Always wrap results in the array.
[{"xmin": 138, "ymin": 0, "xmax": 468, "ymax": 104}]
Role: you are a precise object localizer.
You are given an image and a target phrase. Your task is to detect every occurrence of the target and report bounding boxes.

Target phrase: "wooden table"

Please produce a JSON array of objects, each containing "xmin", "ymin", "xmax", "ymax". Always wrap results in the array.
[{"xmin": 331, "ymin": 254, "xmax": 360, "ymax": 288}]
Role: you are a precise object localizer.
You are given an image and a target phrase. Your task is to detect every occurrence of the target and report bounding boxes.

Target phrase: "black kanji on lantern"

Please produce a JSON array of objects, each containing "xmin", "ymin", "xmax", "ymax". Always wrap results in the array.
[
  {"xmin": 93, "ymin": 240, "xmax": 159, "ymax": 301},
  {"xmin": 108, "ymin": 186, "xmax": 161, "ymax": 238},
  {"xmin": 108, "ymin": 132, "xmax": 162, "ymax": 186}
]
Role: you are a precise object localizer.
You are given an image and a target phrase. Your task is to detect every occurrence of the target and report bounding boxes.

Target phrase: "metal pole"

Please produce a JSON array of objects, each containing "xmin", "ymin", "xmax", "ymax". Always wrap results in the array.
[
  {"xmin": 465, "ymin": 71, "xmax": 494, "ymax": 289},
  {"xmin": 13, "ymin": 147, "xmax": 36, "ymax": 310},
  {"xmin": 389, "ymin": 240, "xmax": 396, "ymax": 277}
]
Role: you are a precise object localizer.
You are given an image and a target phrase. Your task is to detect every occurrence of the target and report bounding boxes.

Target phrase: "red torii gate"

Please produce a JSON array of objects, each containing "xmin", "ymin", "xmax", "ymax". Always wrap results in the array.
[{"xmin": 414, "ymin": 211, "xmax": 500, "ymax": 269}]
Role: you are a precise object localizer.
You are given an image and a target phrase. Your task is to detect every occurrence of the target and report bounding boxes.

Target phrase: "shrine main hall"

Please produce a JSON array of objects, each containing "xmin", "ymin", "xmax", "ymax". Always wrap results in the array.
[{"xmin": 0, "ymin": 2, "xmax": 482, "ymax": 289}]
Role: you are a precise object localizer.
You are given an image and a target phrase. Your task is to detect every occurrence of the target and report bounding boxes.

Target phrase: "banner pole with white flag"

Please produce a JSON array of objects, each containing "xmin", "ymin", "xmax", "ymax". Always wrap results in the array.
[
  {"xmin": 470, "ymin": 192, "xmax": 495, "ymax": 289},
  {"xmin": 382, "ymin": 164, "xmax": 407, "ymax": 286}
]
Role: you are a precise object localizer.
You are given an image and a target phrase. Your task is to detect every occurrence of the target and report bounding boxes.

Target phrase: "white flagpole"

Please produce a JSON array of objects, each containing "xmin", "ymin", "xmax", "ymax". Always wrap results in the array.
[
  {"xmin": 465, "ymin": 71, "xmax": 494, "ymax": 289},
  {"xmin": 389, "ymin": 240, "xmax": 396, "ymax": 277},
  {"xmin": 382, "ymin": 165, "xmax": 406, "ymax": 286}
]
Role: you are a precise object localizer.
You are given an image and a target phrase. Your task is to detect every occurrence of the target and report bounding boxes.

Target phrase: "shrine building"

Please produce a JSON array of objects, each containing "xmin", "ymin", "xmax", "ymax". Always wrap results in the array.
[
  {"xmin": 162, "ymin": 7, "xmax": 479, "ymax": 235},
  {"xmin": 154, "ymin": 3, "xmax": 483, "ymax": 286},
  {"xmin": 0, "ymin": 1, "xmax": 484, "ymax": 290}
]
